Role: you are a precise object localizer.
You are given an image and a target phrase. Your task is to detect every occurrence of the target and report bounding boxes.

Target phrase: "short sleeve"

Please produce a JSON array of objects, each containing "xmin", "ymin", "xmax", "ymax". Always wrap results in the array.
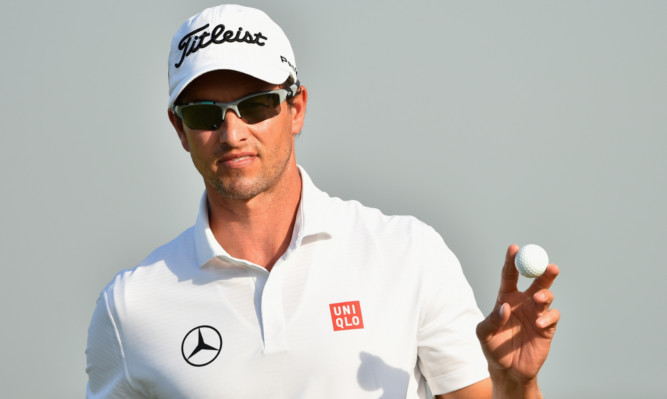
[
  {"xmin": 85, "ymin": 288, "xmax": 146, "ymax": 398},
  {"xmin": 416, "ymin": 229, "xmax": 490, "ymax": 395}
]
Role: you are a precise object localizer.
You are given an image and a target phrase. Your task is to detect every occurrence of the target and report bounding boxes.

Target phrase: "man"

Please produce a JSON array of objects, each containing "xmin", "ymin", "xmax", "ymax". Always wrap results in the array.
[{"xmin": 86, "ymin": 5, "xmax": 560, "ymax": 398}]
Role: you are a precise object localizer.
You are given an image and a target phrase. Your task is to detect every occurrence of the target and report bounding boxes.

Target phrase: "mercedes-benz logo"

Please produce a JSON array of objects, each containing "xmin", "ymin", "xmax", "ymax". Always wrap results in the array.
[{"xmin": 181, "ymin": 325, "xmax": 222, "ymax": 367}]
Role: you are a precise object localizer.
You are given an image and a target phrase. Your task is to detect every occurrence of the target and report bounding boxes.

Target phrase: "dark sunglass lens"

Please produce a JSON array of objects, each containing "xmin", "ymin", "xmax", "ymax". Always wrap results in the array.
[
  {"xmin": 238, "ymin": 93, "xmax": 281, "ymax": 124},
  {"xmin": 181, "ymin": 104, "xmax": 222, "ymax": 130}
]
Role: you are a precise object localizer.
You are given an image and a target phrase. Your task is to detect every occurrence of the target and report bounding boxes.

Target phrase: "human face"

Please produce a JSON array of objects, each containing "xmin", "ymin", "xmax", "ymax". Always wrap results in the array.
[{"xmin": 169, "ymin": 70, "xmax": 306, "ymax": 201}]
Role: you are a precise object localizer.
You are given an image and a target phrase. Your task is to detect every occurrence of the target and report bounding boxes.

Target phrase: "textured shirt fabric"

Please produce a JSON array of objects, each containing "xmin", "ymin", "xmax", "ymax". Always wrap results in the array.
[{"xmin": 86, "ymin": 167, "xmax": 489, "ymax": 398}]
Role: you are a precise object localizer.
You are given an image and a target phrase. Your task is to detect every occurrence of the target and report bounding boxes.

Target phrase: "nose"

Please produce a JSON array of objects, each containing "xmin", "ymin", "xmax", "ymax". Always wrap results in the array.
[{"xmin": 217, "ymin": 109, "xmax": 248, "ymax": 145}]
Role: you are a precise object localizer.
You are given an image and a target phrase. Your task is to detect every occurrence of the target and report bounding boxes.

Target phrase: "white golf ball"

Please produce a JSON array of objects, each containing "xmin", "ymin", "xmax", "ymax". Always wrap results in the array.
[{"xmin": 515, "ymin": 244, "xmax": 549, "ymax": 278}]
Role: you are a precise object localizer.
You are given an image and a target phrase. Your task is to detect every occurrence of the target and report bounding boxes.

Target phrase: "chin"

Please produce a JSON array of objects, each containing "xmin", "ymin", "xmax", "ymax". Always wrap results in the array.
[{"xmin": 212, "ymin": 178, "xmax": 268, "ymax": 201}]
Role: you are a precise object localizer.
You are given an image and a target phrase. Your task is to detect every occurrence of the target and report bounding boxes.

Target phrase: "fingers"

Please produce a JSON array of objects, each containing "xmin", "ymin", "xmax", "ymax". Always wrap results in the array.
[
  {"xmin": 536, "ymin": 308, "xmax": 560, "ymax": 330},
  {"xmin": 526, "ymin": 263, "xmax": 560, "ymax": 297},
  {"xmin": 486, "ymin": 244, "xmax": 560, "ymax": 338},
  {"xmin": 533, "ymin": 288, "xmax": 554, "ymax": 313},
  {"xmin": 476, "ymin": 303, "xmax": 511, "ymax": 344},
  {"xmin": 533, "ymin": 288, "xmax": 554, "ymax": 323},
  {"xmin": 533, "ymin": 288, "xmax": 559, "ymax": 330},
  {"xmin": 498, "ymin": 245, "xmax": 520, "ymax": 296}
]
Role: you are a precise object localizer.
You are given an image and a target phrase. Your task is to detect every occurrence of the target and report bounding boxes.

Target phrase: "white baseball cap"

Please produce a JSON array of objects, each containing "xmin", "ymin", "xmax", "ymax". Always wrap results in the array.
[{"xmin": 167, "ymin": 4, "xmax": 298, "ymax": 109}]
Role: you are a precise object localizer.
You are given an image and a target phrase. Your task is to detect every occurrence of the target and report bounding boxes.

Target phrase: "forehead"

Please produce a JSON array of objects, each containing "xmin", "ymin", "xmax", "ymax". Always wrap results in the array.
[{"xmin": 178, "ymin": 70, "xmax": 277, "ymax": 103}]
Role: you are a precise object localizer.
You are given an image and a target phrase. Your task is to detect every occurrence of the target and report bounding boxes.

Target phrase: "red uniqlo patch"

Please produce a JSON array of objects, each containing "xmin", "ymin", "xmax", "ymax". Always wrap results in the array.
[{"xmin": 329, "ymin": 301, "xmax": 364, "ymax": 331}]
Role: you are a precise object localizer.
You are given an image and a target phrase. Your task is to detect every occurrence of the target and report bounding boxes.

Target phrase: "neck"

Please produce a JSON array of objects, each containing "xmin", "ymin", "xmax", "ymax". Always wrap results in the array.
[{"xmin": 206, "ymin": 163, "xmax": 302, "ymax": 271}]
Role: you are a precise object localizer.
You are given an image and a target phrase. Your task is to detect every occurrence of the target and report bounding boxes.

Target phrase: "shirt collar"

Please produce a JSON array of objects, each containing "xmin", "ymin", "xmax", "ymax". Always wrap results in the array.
[{"xmin": 194, "ymin": 165, "xmax": 333, "ymax": 268}]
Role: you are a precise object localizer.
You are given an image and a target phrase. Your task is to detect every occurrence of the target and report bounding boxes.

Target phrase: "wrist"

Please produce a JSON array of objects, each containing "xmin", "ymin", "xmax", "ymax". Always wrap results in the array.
[{"xmin": 489, "ymin": 372, "xmax": 543, "ymax": 399}]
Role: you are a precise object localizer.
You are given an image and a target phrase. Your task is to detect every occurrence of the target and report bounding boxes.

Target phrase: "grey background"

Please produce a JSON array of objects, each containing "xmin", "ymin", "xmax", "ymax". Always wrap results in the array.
[{"xmin": 1, "ymin": 0, "xmax": 665, "ymax": 397}]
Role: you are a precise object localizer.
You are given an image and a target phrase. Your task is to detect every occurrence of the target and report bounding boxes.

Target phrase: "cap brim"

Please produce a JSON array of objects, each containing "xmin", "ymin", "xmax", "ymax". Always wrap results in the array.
[{"xmin": 168, "ymin": 61, "xmax": 291, "ymax": 109}]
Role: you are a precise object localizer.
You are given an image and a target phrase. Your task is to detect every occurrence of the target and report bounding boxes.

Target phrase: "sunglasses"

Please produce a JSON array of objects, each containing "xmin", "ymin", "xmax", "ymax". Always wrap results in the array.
[{"xmin": 173, "ymin": 83, "xmax": 299, "ymax": 130}]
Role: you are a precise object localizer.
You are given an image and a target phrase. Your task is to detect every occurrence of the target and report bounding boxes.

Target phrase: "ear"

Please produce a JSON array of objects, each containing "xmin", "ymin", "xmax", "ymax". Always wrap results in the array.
[
  {"xmin": 290, "ymin": 85, "xmax": 308, "ymax": 136},
  {"xmin": 168, "ymin": 109, "xmax": 191, "ymax": 152}
]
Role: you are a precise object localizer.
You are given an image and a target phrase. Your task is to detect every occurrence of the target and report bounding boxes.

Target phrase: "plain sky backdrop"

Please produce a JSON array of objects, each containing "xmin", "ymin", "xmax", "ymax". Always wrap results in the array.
[{"xmin": 1, "ymin": 1, "xmax": 666, "ymax": 397}]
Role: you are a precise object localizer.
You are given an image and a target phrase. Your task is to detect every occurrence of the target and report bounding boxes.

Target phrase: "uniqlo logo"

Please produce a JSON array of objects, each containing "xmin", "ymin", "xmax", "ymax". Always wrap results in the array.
[{"xmin": 329, "ymin": 301, "xmax": 364, "ymax": 331}]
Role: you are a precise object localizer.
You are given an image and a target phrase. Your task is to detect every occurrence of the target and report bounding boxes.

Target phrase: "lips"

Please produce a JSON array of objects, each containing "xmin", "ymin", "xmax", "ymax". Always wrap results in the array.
[{"xmin": 219, "ymin": 152, "xmax": 257, "ymax": 169}]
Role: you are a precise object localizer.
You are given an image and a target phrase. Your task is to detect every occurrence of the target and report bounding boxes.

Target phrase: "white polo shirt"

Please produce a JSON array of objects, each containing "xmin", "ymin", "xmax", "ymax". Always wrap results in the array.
[{"xmin": 86, "ymin": 167, "xmax": 489, "ymax": 398}]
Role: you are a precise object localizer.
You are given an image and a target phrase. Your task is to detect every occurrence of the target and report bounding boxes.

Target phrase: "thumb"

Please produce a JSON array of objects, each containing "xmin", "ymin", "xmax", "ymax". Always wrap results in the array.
[{"xmin": 476, "ymin": 303, "xmax": 511, "ymax": 344}]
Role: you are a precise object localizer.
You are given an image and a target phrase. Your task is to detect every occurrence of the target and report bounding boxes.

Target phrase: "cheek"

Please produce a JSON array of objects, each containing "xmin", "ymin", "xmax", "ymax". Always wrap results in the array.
[
  {"xmin": 262, "ymin": 129, "xmax": 293, "ymax": 158},
  {"xmin": 260, "ymin": 114, "xmax": 295, "ymax": 147},
  {"xmin": 186, "ymin": 131, "xmax": 218, "ymax": 152}
]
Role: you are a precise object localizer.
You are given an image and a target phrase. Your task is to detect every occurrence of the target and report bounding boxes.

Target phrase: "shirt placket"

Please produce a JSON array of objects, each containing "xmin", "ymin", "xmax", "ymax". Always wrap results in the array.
[{"xmin": 259, "ymin": 258, "xmax": 289, "ymax": 354}]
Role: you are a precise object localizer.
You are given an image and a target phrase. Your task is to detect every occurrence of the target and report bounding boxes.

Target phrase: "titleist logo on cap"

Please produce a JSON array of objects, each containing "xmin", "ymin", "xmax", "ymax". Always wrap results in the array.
[{"xmin": 175, "ymin": 23, "xmax": 269, "ymax": 68}]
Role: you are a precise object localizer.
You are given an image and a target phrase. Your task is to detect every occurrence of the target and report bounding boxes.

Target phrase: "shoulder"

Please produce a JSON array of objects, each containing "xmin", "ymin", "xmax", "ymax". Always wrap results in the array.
[
  {"xmin": 301, "ymin": 167, "xmax": 440, "ymax": 243},
  {"xmin": 327, "ymin": 194, "xmax": 446, "ymax": 248},
  {"xmin": 90, "ymin": 225, "xmax": 204, "ymax": 351},
  {"xmin": 87, "ymin": 228, "xmax": 199, "ymax": 397},
  {"xmin": 314, "ymin": 194, "xmax": 465, "ymax": 285},
  {"xmin": 139, "ymin": 226, "xmax": 197, "ymax": 268},
  {"xmin": 100, "ymin": 226, "xmax": 198, "ymax": 301}
]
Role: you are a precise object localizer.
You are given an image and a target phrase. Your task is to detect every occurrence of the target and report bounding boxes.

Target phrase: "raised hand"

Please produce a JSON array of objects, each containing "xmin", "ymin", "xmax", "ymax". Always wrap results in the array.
[{"xmin": 476, "ymin": 245, "xmax": 560, "ymax": 396}]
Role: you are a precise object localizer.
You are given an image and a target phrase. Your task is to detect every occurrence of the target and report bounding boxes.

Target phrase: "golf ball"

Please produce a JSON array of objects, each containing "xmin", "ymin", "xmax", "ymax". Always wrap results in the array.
[{"xmin": 515, "ymin": 244, "xmax": 549, "ymax": 278}]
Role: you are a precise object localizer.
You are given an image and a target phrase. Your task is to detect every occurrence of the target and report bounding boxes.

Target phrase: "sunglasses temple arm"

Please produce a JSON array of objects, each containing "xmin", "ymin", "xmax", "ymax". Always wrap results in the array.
[{"xmin": 288, "ymin": 81, "xmax": 300, "ymax": 97}]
